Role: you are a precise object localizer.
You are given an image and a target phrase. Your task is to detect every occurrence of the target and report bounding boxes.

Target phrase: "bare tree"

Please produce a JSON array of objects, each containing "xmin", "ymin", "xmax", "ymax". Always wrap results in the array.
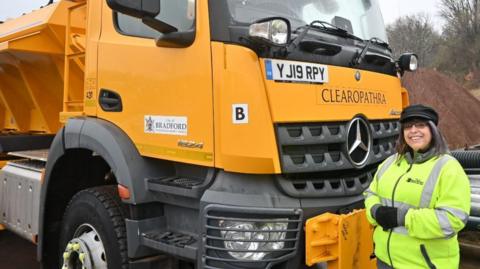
[
  {"xmin": 386, "ymin": 14, "xmax": 441, "ymax": 68},
  {"xmin": 439, "ymin": 0, "xmax": 480, "ymax": 74}
]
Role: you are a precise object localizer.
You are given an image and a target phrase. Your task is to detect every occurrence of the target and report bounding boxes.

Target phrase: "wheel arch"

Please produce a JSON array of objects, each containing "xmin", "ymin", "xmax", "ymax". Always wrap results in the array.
[{"xmin": 38, "ymin": 117, "xmax": 172, "ymax": 265}]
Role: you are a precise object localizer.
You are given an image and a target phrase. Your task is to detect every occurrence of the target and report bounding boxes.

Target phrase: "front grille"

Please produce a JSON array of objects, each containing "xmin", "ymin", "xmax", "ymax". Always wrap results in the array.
[
  {"xmin": 370, "ymin": 121, "xmax": 400, "ymax": 161},
  {"xmin": 276, "ymin": 166, "xmax": 376, "ymax": 198},
  {"xmin": 274, "ymin": 119, "xmax": 398, "ymax": 198},
  {"xmin": 201, "ymin": 205, "xmax": 302, "ymax": 269},
  {"xmin": 276, "ymin": 120, "xmax": 399, "ymax": 174}
]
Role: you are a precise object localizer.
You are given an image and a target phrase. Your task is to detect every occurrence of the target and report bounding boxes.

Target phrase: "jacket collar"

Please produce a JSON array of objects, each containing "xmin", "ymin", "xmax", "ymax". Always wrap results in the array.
[{"xmin": 404, "ymin": 148, "xmax": 436, "ymax": 164}]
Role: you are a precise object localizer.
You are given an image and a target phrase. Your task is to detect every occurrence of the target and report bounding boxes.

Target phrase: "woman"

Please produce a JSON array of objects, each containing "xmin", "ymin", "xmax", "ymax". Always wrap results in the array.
[{"xmin": 364, "ymin": 104, "xmax": 471, "ymax": 269}]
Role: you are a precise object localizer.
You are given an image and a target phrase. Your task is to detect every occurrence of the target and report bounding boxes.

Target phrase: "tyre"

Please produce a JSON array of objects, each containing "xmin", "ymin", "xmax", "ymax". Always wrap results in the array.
[{"xmin": 59, "ymin": 186, "xmax": 129, "ymax": 269}]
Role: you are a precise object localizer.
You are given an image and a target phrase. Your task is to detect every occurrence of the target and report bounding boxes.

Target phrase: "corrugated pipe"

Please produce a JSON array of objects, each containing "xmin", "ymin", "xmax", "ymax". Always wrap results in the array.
[{"xmin": 451, "ymin": 150, "xmax": 480, "ymax": 169}]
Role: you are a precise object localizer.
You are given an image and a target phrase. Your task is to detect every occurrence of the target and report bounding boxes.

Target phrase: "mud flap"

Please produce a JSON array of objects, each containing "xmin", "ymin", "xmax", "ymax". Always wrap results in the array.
[{"xmin": 305, "ymin": 209, "xmax": 376, "ymax": 269}]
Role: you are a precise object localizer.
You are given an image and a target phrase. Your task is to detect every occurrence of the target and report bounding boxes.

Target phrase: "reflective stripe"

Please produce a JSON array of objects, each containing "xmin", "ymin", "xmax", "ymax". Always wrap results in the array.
[
  {"xmin": 381, "ymin": 197, "xmax": 416, "ymax": 210},
  {"xmin": 419, "ymin": 155, "xmax": 454, "ymax": 208},
  {"xmin": 376, "ymin": 154, "xmax": 397, "ymax": 181},
  {"xmin": 397, "ymin": 205, "xmax": 409, "ymax": 226},
  {"xmin": 392, "ymin": 226, "xmax": 408, "ymax": 235},
  {"xmin": 364, "ymin": 189, "xmax": 377, "ymax": 199},
  {"xmin": 371, "ymin": 204, "xmax": 381, "ymax": 219},
  {"xmin": 365, "ymin": 189, "xmax": 377, "ymax": 196},
  {"xmin": 435, "ymin": 210, "xmax": 455, "ymax": 238},
  {"xmin": 438, "ymin": 206, "xmax": 469, "ymax": 224}
]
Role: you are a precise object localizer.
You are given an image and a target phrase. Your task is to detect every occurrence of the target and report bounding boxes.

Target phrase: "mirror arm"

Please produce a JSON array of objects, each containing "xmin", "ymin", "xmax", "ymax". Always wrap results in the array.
[
  {"xmin": 142, "ymin": 17, "xmax": 178, "ymax": 34},
  {"xmin": 106, "ymin": 0, "xmax": 159, "ymax": 19},
  {"xmin": 156, "ymin": 30, "xmax": 195, "ymax": 48}
]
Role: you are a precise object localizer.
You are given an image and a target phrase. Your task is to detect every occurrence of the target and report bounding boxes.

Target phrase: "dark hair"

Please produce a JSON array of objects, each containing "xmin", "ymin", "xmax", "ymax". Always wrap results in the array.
[{"xmin": 395, "ymin": 120, "xmax": 448, "ymax": 157}]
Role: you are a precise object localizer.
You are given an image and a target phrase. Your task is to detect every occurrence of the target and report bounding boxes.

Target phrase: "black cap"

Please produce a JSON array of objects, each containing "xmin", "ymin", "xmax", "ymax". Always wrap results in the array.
[{"xmin": 400, "ymin": 104, "xmax": 439, "ymax": 125}]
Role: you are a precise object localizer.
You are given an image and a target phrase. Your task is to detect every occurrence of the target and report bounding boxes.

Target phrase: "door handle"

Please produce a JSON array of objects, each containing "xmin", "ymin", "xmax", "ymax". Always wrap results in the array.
[{"xmin": 99, "ymin": 88, "xmax": 123, "ymax": 112}]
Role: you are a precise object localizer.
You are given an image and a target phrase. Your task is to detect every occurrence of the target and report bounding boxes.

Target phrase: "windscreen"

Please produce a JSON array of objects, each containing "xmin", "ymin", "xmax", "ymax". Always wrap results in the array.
[{"xmin": 226, "ymin": 0, "xmax": 388, "ymax": 42}]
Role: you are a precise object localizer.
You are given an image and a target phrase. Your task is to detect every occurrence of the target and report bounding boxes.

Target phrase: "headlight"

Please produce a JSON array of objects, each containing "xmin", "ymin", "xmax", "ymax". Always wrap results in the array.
[
  {"xmin": 249, "ymin": 18, "xmax": 290, "ymax": 46},
  {"xmin": 409, "ymin": 55, "xmax": 418, "ymax": 71},
  {"xmin": 219, "ymin": 220, "xmax": 288, "ymax": 261},
  {"xmin": 398, "ymin": 53, "xmax": 418, "ymax": 72}
]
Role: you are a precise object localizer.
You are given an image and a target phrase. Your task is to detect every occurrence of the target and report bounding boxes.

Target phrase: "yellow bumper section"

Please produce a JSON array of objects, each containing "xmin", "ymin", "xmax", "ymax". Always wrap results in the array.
[{"xmin": 306, "ymin": 209, "xmax": 376, "ymax": 269}]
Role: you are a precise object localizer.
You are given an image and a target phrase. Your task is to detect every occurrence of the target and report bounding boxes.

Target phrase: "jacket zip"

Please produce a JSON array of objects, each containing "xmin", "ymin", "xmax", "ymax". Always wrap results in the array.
[
  {"xmin": 386, "ymin": 162, "xmax": 413, "ymax": 268},
  {"xmin": 420, "ymin": 244, "xmax": 437, "ymax": 269}
]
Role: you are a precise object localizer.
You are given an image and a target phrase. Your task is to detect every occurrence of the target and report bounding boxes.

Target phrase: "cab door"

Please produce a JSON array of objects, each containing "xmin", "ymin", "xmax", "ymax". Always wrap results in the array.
[{"xmin": 97, "ymin": 0, "xmax": 214, "ymax": 166}]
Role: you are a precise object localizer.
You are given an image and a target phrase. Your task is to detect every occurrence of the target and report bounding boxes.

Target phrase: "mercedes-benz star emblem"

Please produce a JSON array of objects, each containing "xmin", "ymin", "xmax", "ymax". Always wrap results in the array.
[{"xmin": 346, "ymin": 117, "xmax": 371, "ymax": 167}]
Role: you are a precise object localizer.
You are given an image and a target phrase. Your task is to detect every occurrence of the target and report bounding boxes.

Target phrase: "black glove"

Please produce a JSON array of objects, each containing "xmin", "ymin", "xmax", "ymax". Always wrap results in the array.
[{"xmin": 374, "ymin": 206, "xmax": 398, "ymax": 230}]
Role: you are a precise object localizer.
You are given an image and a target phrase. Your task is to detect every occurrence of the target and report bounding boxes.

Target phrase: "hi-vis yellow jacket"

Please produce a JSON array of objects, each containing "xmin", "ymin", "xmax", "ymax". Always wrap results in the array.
[{"xmin": 365, "ymin": 152, "xmax": 471, "ymax": 269}]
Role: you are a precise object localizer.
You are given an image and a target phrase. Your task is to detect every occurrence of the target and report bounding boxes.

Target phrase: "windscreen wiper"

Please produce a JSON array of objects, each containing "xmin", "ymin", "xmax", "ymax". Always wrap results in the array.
[
  {"xmin": 351, "ymin": 37, "xmax": 390, "ymax": 66},
  {"xmin": 288, "ymin": 20, "xmax": 363, "ymax": 52}
]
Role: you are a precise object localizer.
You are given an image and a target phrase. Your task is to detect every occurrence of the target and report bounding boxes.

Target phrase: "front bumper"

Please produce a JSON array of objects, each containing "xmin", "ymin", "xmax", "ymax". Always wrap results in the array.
[{"xmin": 199, "ymin": 170, "xmax": 366, "ymax": 269}]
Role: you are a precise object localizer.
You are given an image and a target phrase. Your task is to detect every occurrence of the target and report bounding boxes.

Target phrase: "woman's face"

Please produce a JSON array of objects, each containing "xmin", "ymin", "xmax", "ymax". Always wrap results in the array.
[{"xmin": 403, "ymin": 120, "xmax": 432, "ymax": 152}]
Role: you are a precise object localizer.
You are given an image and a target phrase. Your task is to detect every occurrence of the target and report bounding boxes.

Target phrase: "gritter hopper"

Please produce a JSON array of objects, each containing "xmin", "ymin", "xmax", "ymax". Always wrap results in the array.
[{"xmin": 0, "ymin": 0, "xmax": 86, "ymax": 135}]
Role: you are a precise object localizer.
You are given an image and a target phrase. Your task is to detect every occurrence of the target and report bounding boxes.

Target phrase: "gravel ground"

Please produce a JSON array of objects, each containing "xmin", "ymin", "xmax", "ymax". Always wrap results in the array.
[
  {"xmin": 459, "ymin": 231, "xmax": 480, "ymax": 269},
  {"xmin": 0, "ymin": 230, "xmax": 39, "ymax": 269},
  {"xmin": 0, "ymin": 230, "xmax": 478, "ymax": 269}
]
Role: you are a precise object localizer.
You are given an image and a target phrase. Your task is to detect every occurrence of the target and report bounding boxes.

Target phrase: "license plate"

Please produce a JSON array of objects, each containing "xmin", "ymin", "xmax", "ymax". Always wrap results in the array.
[{"xmin": 265, "ymin": 59, "xmax": 328, "ymax": 84}]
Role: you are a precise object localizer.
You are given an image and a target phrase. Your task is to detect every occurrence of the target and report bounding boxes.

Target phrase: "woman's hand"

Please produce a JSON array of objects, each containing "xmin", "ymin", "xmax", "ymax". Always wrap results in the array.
[{"xmin": 375, "ymin": 206, "xmax": 400, "ymax": 230}]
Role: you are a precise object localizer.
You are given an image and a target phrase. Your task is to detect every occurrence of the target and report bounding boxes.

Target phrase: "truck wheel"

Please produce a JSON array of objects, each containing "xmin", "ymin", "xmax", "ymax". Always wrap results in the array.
[{"xmin": 59, "ymin": 186, "xmax": 129, "ymax": 269}]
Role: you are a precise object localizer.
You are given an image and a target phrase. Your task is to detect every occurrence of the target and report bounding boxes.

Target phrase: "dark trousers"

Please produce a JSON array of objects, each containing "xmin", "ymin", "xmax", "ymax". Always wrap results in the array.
[{"xmin": 377, "ymin": 259, "xmax": 394, "ymax": 269}]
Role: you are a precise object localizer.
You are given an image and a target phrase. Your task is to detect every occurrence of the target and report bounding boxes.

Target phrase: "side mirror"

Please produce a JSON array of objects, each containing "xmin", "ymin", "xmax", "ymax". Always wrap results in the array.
[
  {"xmin": 108, "ymin": 0, "xmax": 194, "ymax": 47},
  {"xmin": 397, "ymin": 53, "xmax": 418, "ymax": 73},
  {"xmin": 107, "ymin": 0, "xmax": 178, "ymax": 34},
  {"xmin": 106, "ymin": 0, "xmax": 160, "ymax": 19}
]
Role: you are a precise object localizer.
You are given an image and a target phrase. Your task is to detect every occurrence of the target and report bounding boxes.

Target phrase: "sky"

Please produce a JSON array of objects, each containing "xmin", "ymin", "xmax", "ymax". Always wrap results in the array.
[
  {"xmin": 1, "ymin": 0, "xmax": 444, "ymax": 29},
  {"xmin": 378, "ymin": 0, "xmax": 444, "ymax": 30},
  {"xmin": 0, "ymin": 0, "xmax": 52, "ymax": 21}
]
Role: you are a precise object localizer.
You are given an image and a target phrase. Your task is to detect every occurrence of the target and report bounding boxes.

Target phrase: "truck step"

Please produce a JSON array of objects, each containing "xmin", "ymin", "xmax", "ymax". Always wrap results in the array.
[
  {"xmin": 149, "ymin": 177, "xmax": 203, "ymax": 189},
  {"xmin": 146, "ymin": 177, "xmax": 205, "ymax": 198},
  {"xmin": 144, "ymin": 231, "xmax": 196, "ymax": 247},
  {"xmin": 141, "ymin": 230, "xmax": 197, "ymax": 260}
]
